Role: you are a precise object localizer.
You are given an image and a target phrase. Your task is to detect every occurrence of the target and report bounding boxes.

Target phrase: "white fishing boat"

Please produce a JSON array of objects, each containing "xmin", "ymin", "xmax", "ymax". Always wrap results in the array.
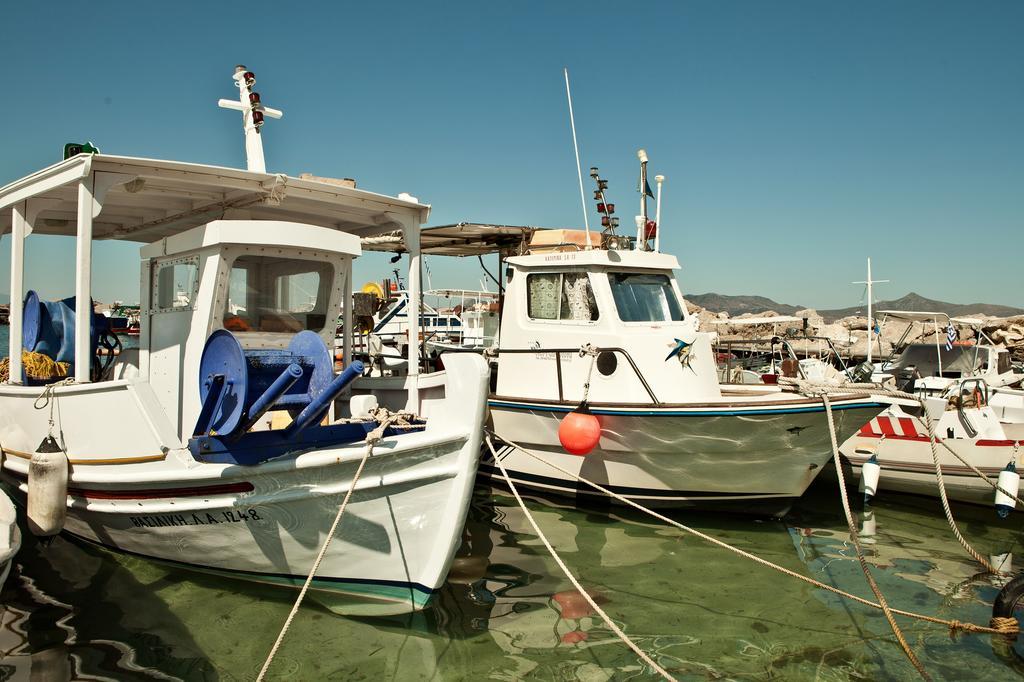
[
  {"xmin": 0, "ymin": 66, "xmax": 489, "ymax": 615},
  {"xmin": 484, "ymin": 241, "xmax": 885, "ymax": 514},
  {"xmin": 363, "ymin": 156, "xmax": 890, "ymax": 513}
]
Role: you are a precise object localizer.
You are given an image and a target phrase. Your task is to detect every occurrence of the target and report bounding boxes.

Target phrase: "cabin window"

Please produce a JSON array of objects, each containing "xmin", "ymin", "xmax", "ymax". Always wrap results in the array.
[
  {"xmin": 997, "ymin": 351, "xmax": 1011, "ymax": 374},
  {"xmin": 153, "ymin": 258, "xmax": 199, "ymax": 311},
  {"xmin": 223, "ymin": 255, "xmax": 333, "ymax": 333},
  {"xmin": 607, "ymin": 273, "xmax": 684, "ymax": 322},
  {"xmin": 527, "ymin": 273, "xmax": 599, "ymax": 322}
]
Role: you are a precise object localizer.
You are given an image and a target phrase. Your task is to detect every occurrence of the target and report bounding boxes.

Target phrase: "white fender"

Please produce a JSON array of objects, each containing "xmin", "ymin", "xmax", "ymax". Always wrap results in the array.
[
  {"xmin": 27, "ymin": 443, "xmax": 68, "ymax": 537},
  {"xmin": 995, "ymin": 462, "xmax": 1020, "ymax": 518},
  {"xmin": 860, "ymin": 455, "xmax": 881, "ymax": 503}
]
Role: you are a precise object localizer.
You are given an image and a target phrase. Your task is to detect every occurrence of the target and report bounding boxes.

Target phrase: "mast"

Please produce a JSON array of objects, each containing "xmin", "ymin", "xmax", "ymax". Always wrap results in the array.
[
  {"xmin": 654, "ymin": 174, "xmax": 664, "ymax": 253},
  {"xmin": 852, "ymin": 257, "xmax": 889, "ymax": 365},
  {"xmin": 217, "ymin": 65, "xmax": 283, "ymax": 173},
  {"xmin": 563, "ymin": 68, "xmax": 592, "ymax": 249}
]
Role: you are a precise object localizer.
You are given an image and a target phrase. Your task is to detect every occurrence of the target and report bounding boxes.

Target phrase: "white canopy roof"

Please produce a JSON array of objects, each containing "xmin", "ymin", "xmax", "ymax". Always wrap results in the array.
[
  {"xmin": 0, "ymin": 154, "xmax": 429, "ymax": 243},
  {"xmin": 877, "ymin": 310, "xmax": 950, "ymax": 324},
  {"xmin": 361, "ymin": 222, "xmax": 541, "ymax": 256},
  {"xmin": 709, "ymin": 316, "xmax": 804, "ymax": 325}
]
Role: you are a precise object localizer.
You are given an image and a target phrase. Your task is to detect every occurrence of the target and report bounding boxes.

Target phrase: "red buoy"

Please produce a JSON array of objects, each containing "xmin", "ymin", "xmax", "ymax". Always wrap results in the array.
[{"xmin": 558, "ymin": 408, "xmax": 601, "ymax": 456}]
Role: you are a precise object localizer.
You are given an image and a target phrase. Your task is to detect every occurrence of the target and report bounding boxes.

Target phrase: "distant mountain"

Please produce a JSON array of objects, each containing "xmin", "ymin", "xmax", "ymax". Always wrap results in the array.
[
  {"xmin": 685, "ymin": 293, "xmax": 803, "ymax": 316},
  {"xmin": 818, "ymin": 292, "xmax": 1024, "ymax": 322},
  {"xmin": 685, "ymin": 291, "xmax": 1024, "ymax": 321}
]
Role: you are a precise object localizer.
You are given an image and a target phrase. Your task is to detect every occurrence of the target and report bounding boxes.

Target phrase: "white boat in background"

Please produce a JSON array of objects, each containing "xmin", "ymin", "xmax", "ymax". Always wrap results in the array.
[
  {"xmin": 0, "ymin": 490, "xmax": 20, "ymax": 587},
  {"xmin": 0, "ymin": 66, "xmax": 489, "ymax": 615},
  {"xmin": 839, "ymin": 378, "xmax": 1024, "ymax": 506},
  {"xmin": 362, "ymin": 158, "xmax": 892, "ymax": 514},
  {"xmin": 484, "ymin": 235, "xmax": 885, "ymax": 514},
  {"xmin": 871, "ymin": 310, "xmax": 1022, "ymax": 392}
]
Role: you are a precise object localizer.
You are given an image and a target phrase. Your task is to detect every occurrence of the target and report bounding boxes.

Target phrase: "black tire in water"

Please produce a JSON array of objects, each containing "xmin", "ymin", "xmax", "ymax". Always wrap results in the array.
[
  {"xmin": 991, "ymin": 573, "xmax": 1024, "ymax": 675},
  {"xmin": 994, "ymin": 573, "xmax": 1024, "ymax": 621}
]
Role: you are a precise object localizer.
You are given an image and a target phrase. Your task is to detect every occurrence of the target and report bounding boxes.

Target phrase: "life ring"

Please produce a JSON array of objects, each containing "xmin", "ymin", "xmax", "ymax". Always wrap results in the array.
[{"xmin": 361, "ymin": 281, "xmax": 385, "ymax": 300}]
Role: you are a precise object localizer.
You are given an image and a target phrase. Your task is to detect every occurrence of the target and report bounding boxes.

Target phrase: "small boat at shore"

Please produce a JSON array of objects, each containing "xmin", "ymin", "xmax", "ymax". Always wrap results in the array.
[
  {"xmin": 0, "ymin": 66, "xmax": 489, "ymax": 615},
  {"xmin": 0, "ymin": 489, "xmax": 20, "ymax": 587},
  {"xmin": 840, "ymin": 380, "xmax": 1024, "ymax": 506}
]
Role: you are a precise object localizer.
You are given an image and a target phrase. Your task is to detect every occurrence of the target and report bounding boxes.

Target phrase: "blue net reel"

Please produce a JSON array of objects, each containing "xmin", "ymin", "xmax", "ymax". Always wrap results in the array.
[{"xmin": 194, "ymin": 329, "xmax": 362, "ymax": 439}]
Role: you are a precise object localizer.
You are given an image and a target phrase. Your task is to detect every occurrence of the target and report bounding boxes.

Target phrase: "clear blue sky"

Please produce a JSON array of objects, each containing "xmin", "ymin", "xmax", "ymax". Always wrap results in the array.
[{"xmin": 1, "ymin": 1, "xmax": 1021, "ymax": 309}]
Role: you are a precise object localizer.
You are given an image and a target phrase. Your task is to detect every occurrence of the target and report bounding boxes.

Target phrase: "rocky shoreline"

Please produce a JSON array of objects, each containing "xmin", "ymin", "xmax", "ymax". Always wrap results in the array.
[{"xmin": 690, "ymin": 304, "xmax": 1024, "ymax": 362}]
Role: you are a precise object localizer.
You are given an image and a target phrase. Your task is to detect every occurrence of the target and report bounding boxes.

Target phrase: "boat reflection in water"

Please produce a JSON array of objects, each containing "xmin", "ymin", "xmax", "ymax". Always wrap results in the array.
[{"xmin": 3, "ymin": 484, "xmax": 1024, "ymax": 679}]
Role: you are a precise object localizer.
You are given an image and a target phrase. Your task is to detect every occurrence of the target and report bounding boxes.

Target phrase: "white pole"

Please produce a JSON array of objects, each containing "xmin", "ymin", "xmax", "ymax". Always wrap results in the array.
[
  {"xmin": 342, "ymin": 262, "xmax": 353, "ymax": 368},
  {"xmin": 402, "ymin": 218, "xmax": 421, "ymax": 408},
  {"xmin": 218, "ymin": 66, "xmax": 283, "ymax": 174},
  {"xmin": 866, "ymin": 258, "xmax": 873, "ymax": 366},
  {"xmin": 852, "ymin": 257, "xmax": 888, "ymax": 365},
  {"xmin": 8, "ymin": 202, "xmax": 25, "ymax": 384},
  {"xmin": 654, "ymin": 174, "xmax": 664, "ymax": 253},
  {"xmin": 564, "ymin": 69, "xmax": 592, "ymax": 248},
  {"xmin": 74, "ymin": 175, "xmax": 94, "ymax": 383},
  {"xmin": 235, "ymin": 68, "xmax": 265, "ymax": 174}
]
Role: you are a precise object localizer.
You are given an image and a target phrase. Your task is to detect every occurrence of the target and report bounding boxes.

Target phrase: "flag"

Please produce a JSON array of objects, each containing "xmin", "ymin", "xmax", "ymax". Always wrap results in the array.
[
  {"xmin": 639, "ymin": 178, "xmax": 654, "ymax": 199},
  {"xmin": 945, "ymin": 323, "xmax": 958, "ymax": 351}
]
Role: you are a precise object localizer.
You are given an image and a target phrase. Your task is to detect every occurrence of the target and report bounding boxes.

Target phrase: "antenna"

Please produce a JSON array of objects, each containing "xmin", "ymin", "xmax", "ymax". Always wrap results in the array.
[
  {"xmin": 218, "ymin": 65, "xmax": 283, "ymax": 173},
  {"xmin": 852, "ymin": 257, "xmax": 889, "ymax": 365},
  {"xmin": 564, "ymin": 68, "xmax": 592, "ymax": 248},
  {"xmin": 654, "ymin": 174, "xmax": 665, "ymax": 253}
]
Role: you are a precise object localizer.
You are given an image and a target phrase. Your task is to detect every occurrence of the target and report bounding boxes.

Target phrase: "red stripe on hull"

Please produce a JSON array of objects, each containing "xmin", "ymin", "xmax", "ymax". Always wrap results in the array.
[
  {"xmin": 876, "ymin": 417, "xmax": 896, "ymax": 436},
  {"xmin": 898, "ymin": 417, "xmax": 918, "ymax": 438}
]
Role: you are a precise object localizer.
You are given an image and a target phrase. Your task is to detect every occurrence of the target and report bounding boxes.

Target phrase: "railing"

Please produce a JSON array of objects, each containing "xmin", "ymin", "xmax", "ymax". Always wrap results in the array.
[
  {"xmin": 490, "ymin": 346, "xmax": 660, "ymax": 405},
  {"xmin": 715, "ymin": 335, "xmax": 854, "ymax": 383}
]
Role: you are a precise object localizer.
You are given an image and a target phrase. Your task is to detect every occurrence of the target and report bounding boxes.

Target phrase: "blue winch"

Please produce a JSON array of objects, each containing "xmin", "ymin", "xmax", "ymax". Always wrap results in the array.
[{"xmin": 193, "ymin": 329, "xmax": 363, "ymax": 441}]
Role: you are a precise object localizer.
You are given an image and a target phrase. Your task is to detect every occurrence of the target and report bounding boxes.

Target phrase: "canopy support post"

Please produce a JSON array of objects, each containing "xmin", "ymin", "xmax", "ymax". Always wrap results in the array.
[
  {"xmin": 74, "ymin": 175, "xmax": 94, "ymax": 383},
  {"xmin": 399, "ymin": 216, "xmax": 421, "ymax": 411},
  {"xmin": 7, "ymin": 203, "xmax": 26, "ymax": 384},
  {"xmin": 342, "ymin": 260, "xmax": 353, "ymax": 376}
]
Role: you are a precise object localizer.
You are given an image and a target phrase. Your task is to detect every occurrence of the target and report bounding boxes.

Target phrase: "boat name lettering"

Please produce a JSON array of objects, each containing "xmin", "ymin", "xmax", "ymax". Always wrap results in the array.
[{"xmin": 129, "ymin": 509, "xmax": 262, "ymax": 528}]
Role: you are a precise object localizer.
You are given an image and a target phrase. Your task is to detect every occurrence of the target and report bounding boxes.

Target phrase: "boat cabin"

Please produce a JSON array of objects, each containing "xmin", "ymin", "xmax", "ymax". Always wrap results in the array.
[
  {"xmin": 363, "ymin": 225, "xmax": 729, "ymax": 405},
  {"xmin": 0, "ymin": 154, "xmax": 434, "ymax": 459}
]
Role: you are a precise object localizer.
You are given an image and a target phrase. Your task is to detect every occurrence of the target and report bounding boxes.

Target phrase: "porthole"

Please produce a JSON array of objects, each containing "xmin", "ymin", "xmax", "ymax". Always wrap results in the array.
[{"xmin": 597, "ymin": 351, "xmax": 617, "ymax": 376}]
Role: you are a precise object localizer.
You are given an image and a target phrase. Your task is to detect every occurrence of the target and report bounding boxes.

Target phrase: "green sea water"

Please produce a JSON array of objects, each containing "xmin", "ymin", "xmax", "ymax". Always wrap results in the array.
[{"xmin": 1, "ymin": 478, "xmax": 1023, "ymax": 681}]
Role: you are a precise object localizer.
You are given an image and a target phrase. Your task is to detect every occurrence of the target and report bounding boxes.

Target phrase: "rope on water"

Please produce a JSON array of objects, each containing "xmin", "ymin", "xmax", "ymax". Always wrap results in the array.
[
  {"xmin": 820, "ymin": 394, "xmax": 930, "ymax": 679},
  {"xmin": 257, "ymin": 408, "xmax": 411, "ymax": 681},
  {"xmin": 484, "ymin": 436, "xmax": 676, "ymax": 682},
  {"xmin": 779, "ymin": 377, "xmax": 1002, "ymax": 574},
  {"xmin": 485, "ymin": 432, "xmax": 1018, "ymax": 638}
]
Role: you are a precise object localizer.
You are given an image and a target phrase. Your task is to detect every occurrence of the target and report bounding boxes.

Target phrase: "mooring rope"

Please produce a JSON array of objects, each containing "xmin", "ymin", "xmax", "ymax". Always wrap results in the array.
[
  {"xmin": 484, "ymin": 433, "xmax": 1018, "ymax": 638},
  {"xmin": 778, "ymin": 377, "xmax": 1005, "ymax": 575},
  {"xmin": 257, "ymin": 410, "xmax": 410, "ymax": 681},
  {"xmin": 820, "ymin": 394, "xmax": 930, "ymax": 679},
  {"xmin": 484, "ymin": 437, "xmax": 676, "ymax": 681}
]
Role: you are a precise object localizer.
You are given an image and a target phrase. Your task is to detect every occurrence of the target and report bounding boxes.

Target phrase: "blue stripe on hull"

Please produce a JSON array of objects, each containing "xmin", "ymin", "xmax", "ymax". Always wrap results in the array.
[{"xmin": 488, "ymin": 400, "xmax": 884, "ymax": 417}]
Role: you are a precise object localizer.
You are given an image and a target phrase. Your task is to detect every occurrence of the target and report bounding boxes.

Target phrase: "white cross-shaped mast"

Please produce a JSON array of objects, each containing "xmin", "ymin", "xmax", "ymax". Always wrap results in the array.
[
  {"xmin": 217, "ymin": 65, "xmax": 283, "ymax": 173},
  {"xmin": 852, "ymin": 257, "xmax": 889, "ymax": 364}
]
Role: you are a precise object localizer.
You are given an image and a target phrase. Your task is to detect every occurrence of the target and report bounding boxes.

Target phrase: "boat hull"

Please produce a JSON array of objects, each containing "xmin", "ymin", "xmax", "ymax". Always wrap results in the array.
[
  {"xmin": 3, "ymin": 432, "xmax": 478, "ymax": 615},
  {"xmin": 487, "ymin": 396, "xmax": 883, "ymax": 514},
  {"xmin": 838, "ymin": 431, "xmax": 1022, "ymax": 506}
]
